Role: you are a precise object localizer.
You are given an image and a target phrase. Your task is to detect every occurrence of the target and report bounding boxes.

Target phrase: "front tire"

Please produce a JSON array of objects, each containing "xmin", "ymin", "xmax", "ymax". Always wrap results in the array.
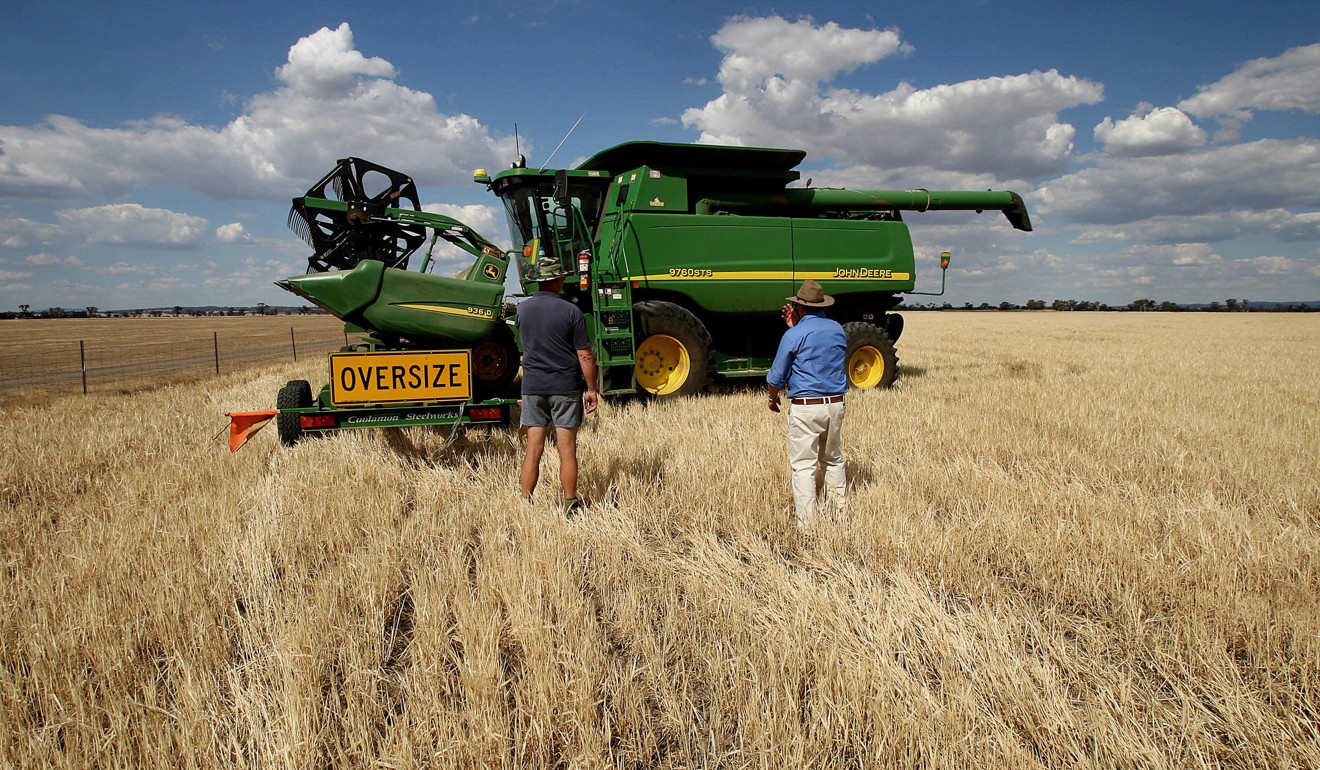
[
  {"xmin": 843, "ymin": 322, "xmax": 898, "ymax": 389},
  {"xmin": 275, "ymin": 379, "xmax": 313, "ymax": 446},
  {"xmin": 633, "ymin": 301, "xmax": 713, "ymax": 397}
]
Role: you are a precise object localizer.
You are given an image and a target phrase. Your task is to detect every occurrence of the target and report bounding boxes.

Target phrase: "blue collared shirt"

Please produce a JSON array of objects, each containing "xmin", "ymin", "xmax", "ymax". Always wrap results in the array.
[{"xmin": 767, "ymin": 311, "xmax": 848, "ymax": 397}]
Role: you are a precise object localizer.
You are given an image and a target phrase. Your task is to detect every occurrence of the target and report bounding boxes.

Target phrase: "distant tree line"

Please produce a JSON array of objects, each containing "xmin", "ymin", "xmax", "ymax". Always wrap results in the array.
[
  {"xmin": 905, "ymin": 298, "xmax": 1314, "ymax": 312},
  {"xmin": 0, "ymin": 305, "xmax": 325, "ymax": 320}
]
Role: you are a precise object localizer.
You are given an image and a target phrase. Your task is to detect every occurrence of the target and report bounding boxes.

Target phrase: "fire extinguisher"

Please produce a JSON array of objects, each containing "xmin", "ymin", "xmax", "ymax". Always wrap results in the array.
[{"xmin": 577, "ymin": 249, "xmax": 591, "ymax": 289}]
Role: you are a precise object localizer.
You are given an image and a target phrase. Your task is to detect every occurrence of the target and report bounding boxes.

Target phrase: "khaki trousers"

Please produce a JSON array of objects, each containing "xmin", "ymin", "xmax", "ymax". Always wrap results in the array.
[{"xmin": 786, "ymin": 400, "xmax": 847, "ymax": 530}]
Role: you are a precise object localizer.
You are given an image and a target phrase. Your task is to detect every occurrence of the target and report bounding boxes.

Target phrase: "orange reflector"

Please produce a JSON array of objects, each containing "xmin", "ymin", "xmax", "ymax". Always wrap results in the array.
[
  {"xmin": 226, "ymin": 410, "xmax": 278, "ymax": 452},
  {"xmin": 469, "ymin": 406, "xmax": 504, "ymax": 421}
]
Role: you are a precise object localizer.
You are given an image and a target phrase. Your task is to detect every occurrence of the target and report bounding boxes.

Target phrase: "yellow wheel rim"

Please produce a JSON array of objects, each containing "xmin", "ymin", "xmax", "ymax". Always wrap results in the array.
[
  {"xmin": 848, "ymin": 345, "xmax": 885, "ymax": 388},
  {"xmin": 635, "ymin": 334, "xmax": 691, "ymax": 395}
]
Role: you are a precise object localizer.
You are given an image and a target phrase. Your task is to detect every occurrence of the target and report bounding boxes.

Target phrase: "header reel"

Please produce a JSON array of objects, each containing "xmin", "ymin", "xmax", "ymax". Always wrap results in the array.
[{"xmin": 287, "ymin": 157, "xmax": 427, "ymax": 273}]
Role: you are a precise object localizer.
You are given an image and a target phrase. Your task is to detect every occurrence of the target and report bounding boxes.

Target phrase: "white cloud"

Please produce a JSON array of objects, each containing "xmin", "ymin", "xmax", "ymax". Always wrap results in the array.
[
  {"xmin": 709, "ymin": 15, "xmax": 911, "ymax": 92},
  {"xmin": 0, "ymin": 269, "xmax": 33, "ymax": 281},
  {"xmin": 274, "ymin": 23, "xmax": 396, "ymax": 98},
  {"xmin": 0, "ymin": 23, "xmax": 516, "ymax": 202},
  {"xmin": 1180, "ymin": 43, "xmax": 1320, "ymax": 119},
  {"xmin": 24, "ymin": 253, "xmax": 83, "ymax": 266},
  {"xmin": 1094, "ymin": 105, "xmax": 1207, "ymax": 156},
  {"xmin": 101, "ymin": 261, "xmax": 146, "ymax": 275},
  {"xmin": 1233, "ymin": 255, "xmax": 1299, "ymax": 275},
  {"xmin": 681, "ymin": 16, "xmax": 1103, "ymax": 180},
  {"xmin": 1037, "ymin": 139, "xmax": 1320, "ymax": 225},
  {"xmin": 215, "ymin": 222, "xmax": 254, "ymax": 243},
  {"xmin": 55, "ymin": 204, "xmax": 208, "ymax": 248}
]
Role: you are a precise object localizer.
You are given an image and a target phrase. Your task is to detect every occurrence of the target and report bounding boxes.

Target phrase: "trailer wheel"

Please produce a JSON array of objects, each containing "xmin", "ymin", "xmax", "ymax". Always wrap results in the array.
[
  {"xmin": 276, "ymin": 379, "xmax": 313, "ymax": 446},
  {"xmin": 843, "ymin": 322, "xmax": 898, "ymax": 389},
  {"xmin": 472, "ymin": 323, "xmax": 519, "ymax": 398},
  {"xmin": 633, "ymin": 301, "xmax": 713, "ymax": 397}
]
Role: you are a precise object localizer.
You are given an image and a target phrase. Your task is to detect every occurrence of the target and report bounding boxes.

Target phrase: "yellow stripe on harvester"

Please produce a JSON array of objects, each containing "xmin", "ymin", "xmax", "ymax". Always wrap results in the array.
[{"xmin": 395, "ymin": 304, "xmax": 494, "ymax": 319}]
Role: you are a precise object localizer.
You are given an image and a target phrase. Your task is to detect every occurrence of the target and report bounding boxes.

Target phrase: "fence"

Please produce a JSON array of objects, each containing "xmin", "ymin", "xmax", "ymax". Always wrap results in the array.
[{"xmin": 0, "ymin": 326, "xmax": 350, "ymax": 398}]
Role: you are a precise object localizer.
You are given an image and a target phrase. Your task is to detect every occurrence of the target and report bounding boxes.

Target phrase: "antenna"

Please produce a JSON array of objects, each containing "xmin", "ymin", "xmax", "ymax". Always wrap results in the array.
[
  {"xmin": 538, "ymin": 114, "xmax": 584, "ymax": 172},
  {"xmin": 511, "ymin": 123, "xmax": 526, "ymax": 168}
]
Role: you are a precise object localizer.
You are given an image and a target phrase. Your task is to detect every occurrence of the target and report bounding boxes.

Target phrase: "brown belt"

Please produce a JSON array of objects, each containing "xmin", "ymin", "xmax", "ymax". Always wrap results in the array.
[{"xmin": 789, "ymin": 394, "xmax": 844, "ymax": 405}]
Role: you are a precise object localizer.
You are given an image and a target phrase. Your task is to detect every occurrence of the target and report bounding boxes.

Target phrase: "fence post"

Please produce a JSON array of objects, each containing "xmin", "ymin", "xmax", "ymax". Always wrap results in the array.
[
  {"xmin": 290, "ymin": 326, "xmax": 298, "ymax": 361},
  {"xmin": 214, "ymin": 332, "xmax": 220, "ymax": 375},
  {"xmin": 80, "ymin": 340, "xmax": 88, "ymax": 395}
]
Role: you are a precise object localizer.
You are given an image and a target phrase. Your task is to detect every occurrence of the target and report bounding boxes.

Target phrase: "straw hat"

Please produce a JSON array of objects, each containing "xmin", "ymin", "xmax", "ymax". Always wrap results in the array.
[
  {"xmin": 529, "ymin": 259, "xmax": 570, "ymax": 282},
  {"xmin": 786, "ymin": 279, "xmax": 835, "ymax": 307}
]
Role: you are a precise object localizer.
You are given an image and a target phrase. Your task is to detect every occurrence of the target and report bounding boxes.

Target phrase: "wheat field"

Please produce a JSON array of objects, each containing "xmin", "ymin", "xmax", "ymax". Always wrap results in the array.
[{"xmin": 1, "ymin": 312, "xmax": 1316, "ymax": 768}]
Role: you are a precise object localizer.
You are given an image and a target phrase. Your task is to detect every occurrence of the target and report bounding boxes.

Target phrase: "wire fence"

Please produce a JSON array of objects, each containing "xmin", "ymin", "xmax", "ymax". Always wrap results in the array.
[{"xmin": 0, "ymin": 326, "xmax": 350, "ymax": 398}]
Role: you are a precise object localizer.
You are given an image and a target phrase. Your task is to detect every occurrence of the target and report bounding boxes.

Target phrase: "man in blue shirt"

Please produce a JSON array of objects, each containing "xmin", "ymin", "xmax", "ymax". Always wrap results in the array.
[
  {"xmin": 517, "ymin": 259, "xmax": 598, "ymax": 515},
  {"xmin": 767, "ymin": 280, "xmax": 848, "ymax": 531}
]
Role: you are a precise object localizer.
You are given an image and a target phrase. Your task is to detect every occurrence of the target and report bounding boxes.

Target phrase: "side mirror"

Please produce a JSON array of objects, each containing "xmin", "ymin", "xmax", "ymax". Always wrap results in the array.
[{"xmin": 553, "ymin": 169, "xmax": 571, "ymax": 205}]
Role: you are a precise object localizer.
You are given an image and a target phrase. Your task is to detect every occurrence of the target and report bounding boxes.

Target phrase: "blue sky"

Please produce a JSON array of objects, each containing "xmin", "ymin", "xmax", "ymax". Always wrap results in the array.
[{"xmin": 2, "ymin": 0, "xmax": 1318, "ymax": 311}]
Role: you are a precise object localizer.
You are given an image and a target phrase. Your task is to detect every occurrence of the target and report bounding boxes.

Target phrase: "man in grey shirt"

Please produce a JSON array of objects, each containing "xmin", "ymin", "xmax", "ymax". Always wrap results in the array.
[{"xmin": 516, "ymin": 259, "xmax": 598, "ymax": 515}]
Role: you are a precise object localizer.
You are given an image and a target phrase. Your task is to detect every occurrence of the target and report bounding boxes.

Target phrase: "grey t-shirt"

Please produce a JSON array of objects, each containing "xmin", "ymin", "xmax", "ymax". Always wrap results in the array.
[{"xmin": 516, "ymin": 291, "xmax": 589, "ymax": 395}]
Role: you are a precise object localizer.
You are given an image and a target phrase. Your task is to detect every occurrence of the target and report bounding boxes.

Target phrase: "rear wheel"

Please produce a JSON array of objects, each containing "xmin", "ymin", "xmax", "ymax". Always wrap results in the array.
[
  {"xmin": 276, "ymin": 379, "xmax": 313, "ymax": 446},
  {"xmin": 472, "ymin": 323, "xmax": 519, "ymax": 399},
  {"xmin": 843, "ymin": 322, "xmax": 898, "ymax": 389},
  {"xmin": 633, "ymin": 301, "xmax": 713, "ymax": 397}
]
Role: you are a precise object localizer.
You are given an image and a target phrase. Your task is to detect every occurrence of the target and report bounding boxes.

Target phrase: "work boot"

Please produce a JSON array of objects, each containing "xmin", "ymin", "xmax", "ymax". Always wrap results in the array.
[{"xmin": 562, "ymin": 497, "xmax": 583, "ymax": 518}]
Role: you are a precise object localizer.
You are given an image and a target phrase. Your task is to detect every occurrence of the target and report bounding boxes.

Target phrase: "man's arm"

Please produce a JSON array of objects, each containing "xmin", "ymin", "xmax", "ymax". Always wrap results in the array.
[{"xmin": 577, "ymin": 347, "xmax": 599, "ymax": 413}]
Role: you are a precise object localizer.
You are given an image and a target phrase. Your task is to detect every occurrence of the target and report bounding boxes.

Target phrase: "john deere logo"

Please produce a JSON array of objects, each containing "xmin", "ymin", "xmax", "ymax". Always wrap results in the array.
[
  {"xmin": 649, "ymin": 197, "xmax": 665, "ymax": 207},
  {"xmin": 482, "ymin": 263, "xmax": 499, "ymax": 279}
]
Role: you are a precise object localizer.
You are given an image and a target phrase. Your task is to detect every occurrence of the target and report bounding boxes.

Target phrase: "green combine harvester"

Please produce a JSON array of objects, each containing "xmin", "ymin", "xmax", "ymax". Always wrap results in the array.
[{"xmin": 226, "ymin": 142, "xmax": 1031, "ymax": 450}]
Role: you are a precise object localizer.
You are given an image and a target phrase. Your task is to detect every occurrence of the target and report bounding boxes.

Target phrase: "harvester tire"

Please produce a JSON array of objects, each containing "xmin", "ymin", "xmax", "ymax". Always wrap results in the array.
[
  {"xmin": 843, "ymin": 322, "xmax": 898, "ymax": 389},
  {"xmin": 275, "ymin": 379, "xmax": 313, "ymax": 446},
  {"xmin": 472, "ymin": 323, "xmax": 519, "ymax": 399},
  {"xmin": 633, "ymin": 301, "xmax": 713, "ymax": 397}
]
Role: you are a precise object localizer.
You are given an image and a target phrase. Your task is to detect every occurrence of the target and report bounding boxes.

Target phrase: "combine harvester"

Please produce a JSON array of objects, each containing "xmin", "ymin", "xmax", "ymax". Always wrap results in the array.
[{"xmin": 227, "ymin": 142, "xmax": 1031, "ymax": 450}]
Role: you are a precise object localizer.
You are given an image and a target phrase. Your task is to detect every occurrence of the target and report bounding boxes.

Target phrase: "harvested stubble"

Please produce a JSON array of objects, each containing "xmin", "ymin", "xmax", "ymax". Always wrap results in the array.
[{"xmin": 1, "ymin": 312, "xmax": 1316, "ymax": 769}]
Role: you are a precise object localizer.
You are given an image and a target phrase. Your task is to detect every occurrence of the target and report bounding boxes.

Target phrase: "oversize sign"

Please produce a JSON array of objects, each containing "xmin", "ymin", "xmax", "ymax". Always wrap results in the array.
[{"xmin": 329, "ymin": 350, "xmax": 472, "ymax": 405}]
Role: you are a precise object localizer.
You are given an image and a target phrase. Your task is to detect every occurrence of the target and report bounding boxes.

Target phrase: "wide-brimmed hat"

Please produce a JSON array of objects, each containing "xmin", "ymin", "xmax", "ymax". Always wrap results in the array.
[
  {"xmin": 529, "ymin": 259, "xmax": 570, "ymax": 282},
  {"xmin": 786, "ymin": 279, "xmax": 834, "ymax": 307}
]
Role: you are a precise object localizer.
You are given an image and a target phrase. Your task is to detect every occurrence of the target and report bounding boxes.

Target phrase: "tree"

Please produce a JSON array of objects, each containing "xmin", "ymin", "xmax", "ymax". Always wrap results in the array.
[
  {"xmin": 173, "ymin": 305, "xmax": 183, "ymax": 316},
  {"xmin": 86, "ymin": 306, "xmax": 99, "ymax": 317},
  {"xmin": 1130, "ymin": 298, "xmax": 1155, "ymax": 312},
  {"xmin": 1025, "ymin": 299, "xmax": 1046, "ymax": 310},
  {"xmin": 1225, "ymin": 298, "xmax": 1238, "ymax": 312},
  {"xmin": 18, "ymin": 304, "xmax": 29, "ymax": 317}
]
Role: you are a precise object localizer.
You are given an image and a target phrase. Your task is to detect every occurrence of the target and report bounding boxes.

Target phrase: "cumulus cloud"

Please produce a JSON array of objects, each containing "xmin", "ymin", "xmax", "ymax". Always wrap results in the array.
[
  {"xmin": 274, "ymin": 23, "xmax": 396, "ymax": 98},
  {"xmin": 0, "ymin": 23, "xmax": 516, "ymax": 202},
  {"xmin": 1180, "ymin": 43, "xmax": 1320, "ymax": 119},
  {"xmin": 55, "ymin": 204, "xmax": 208, "ymax": 248},
  {"xmin": 1037, "ymin": 139, "xmax": 1320, "ymax": 225},
  {"xmin": 24, "ymin": 253, "xmax": 83, "ymax": 266},
  {"xmin": 681, "ymin": 15, "xmax": 1103, "ymax": 180},
  {"xmin": 1072, "ymin": 209, "xmax": 1320, "ymax": 247},
  {"xmin": 1233, "ymin": 255, "xmax": 1299, "ymax": 275},
  {"xmin": 215, "ymin": 222, "xmax": 254, "ymax": 243},
  {"xmin": 1094, "ymin": 105, "xmax": 1207, "ymax": 156}
]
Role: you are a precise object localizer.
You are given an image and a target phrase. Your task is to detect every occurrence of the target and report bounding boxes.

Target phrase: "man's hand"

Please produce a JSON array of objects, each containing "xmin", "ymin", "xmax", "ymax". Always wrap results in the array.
[
  {"xmin": 768, "ymin": 395, "xmax": 780, "ymax": 413},
  {"xmin": 584, "ymin": 389, "xmax": 599, "ymax": 414},
  {"xmin": 781, "ymin": 303, "xmax": 797, "ymax": 328},
  {"xmin": 767, "ymin": 386, "xmax": 782, "ymax": 412}
]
